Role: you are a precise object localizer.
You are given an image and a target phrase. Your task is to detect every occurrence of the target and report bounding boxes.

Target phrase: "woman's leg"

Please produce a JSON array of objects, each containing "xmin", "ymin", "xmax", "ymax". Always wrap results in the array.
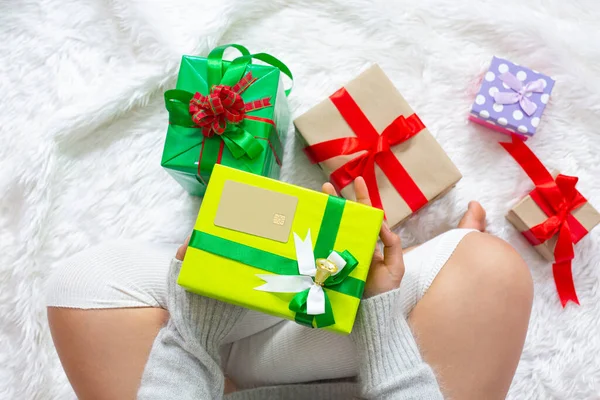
[
  {"xmin": 48, "ymin": 307, "xmax": 169, "ymax": 400},
  {"xmin": 408, "ymin": 202, "xmax": 533, "ymax": 399},
  {"xmin": 46, "ymin": 241, "xmax": 280, "ymax": 400},
  {"xmin": 224, "ymin": 202, "xmax": 532, "ymax": 399},
  {"xmin": 46, "ymin": 241, "xmax": 175, "ymax": 400}
]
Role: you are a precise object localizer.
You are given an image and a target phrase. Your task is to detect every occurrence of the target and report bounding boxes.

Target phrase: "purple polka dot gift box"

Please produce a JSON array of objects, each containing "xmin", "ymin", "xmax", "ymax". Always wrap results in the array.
[{"xmin": 469, "ymin": 56, "xmax": 555, "ymax": 140}]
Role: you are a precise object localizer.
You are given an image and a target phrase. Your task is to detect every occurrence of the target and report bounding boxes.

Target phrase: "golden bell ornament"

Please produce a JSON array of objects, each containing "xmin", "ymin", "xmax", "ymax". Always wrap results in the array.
[{"xmin": 314, "ymin": 258, "xmax": 338, "ymax": 286}]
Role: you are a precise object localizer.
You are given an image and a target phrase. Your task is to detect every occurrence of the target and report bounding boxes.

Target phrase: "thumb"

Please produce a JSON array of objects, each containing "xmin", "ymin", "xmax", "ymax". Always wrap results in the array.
[
  {"xmin": 380, "ymin": 223, "xmax": 404, "ymax": 274},
  {"xmin": 176, "ymin": 235, "xmax": 191, "ymax": 261}
]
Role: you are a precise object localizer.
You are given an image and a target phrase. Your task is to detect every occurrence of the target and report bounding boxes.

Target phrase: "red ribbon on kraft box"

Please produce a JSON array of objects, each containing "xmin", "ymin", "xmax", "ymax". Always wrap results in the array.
[
  {"xmin": 303, "ymin": 87, "xmax": 428, "ymax": 214},
  {"xmin": 501, "ymin": 135, "xmax": 589, "ymax": 306}
]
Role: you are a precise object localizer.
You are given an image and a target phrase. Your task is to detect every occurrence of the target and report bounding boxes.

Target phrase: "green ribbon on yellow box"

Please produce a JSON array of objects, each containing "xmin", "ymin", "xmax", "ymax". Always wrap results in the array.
[{"xmin": 189, "ymin": 195, "xmax": 365, "ymax": 328}]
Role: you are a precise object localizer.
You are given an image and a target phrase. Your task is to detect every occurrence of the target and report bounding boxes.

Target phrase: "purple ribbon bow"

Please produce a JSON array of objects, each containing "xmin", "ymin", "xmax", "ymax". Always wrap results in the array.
[{"xmin": 493, "ymin": 72, "xmax": 545, "ymax": 116}]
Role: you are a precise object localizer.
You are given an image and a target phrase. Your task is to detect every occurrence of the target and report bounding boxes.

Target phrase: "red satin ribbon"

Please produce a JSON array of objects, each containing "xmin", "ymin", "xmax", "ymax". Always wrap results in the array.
[
  {"xmin": 501, "ymin": 135, "xmax": 588, "ymax": 306},
  {"xmin": 304, "ymin": 87, "xmax": 428, "ymax": 213}
]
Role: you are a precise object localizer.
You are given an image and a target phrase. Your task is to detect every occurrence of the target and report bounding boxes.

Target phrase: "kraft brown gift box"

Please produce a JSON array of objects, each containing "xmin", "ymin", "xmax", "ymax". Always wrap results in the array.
[
  {"xmin": 294, "ymin": 64, "xmax": 462, "ymax": 228},
  {"xmin": 506, "ymin": 176, "xmax": 600, "ymax": 262}
]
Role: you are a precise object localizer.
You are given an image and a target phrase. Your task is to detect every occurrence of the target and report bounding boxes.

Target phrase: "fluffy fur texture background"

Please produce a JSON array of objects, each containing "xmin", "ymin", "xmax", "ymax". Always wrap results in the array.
[{"xmin": 1, "ymin": 0, "xmax": 600, "ymax": 398}]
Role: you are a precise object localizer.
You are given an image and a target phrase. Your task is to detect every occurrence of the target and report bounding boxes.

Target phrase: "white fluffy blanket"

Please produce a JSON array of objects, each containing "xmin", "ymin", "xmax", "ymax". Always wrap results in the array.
[{"xmin": 2, "ymin": 0, "xmax": 600, "ymax": 398}]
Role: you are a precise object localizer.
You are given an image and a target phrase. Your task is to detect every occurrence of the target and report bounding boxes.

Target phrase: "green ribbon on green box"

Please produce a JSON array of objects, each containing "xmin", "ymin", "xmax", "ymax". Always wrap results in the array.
[
  {"xmin": 163, "ymin": 44, "xmax": 293, "ymax": 188},
  {"xmin": 189, "ymin": 195, "xmax": 365, "ymax": 328}
]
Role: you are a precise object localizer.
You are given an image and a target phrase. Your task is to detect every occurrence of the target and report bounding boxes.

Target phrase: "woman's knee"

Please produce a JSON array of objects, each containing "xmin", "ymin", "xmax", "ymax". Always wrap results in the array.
[
  {"xmin": 46, "ymin": 241, "xmax": 174, "ymax": 309},
  {"xmin": 408, "ymin": 231, "xmax": 532, "ymax": 400},
  {"xmin": 45, "ymin": 243, "xmax": 112, "ymax": 309},
  {"xmin": 456, "ymin": 232, "xmax": 533, "ymax": 307}
]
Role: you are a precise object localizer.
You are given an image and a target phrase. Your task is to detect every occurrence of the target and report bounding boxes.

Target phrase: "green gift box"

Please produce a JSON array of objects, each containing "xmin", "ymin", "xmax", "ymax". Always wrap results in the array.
[{"xmin": 161, "ymin": 44, "xmax": 293, "ymax": 196}]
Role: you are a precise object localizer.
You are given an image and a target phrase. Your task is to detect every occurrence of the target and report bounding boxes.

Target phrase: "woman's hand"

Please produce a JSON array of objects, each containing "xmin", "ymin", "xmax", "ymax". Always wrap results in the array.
[
  {"xmin": 176, "ymin": 176, "xmax": 405, "ymax": 297},
  {"xmin": 322, "ymin": 177, "xmax": 405, "ymax": 298},
  {"xmin": 176, "ymin": 237, "xmax": 190, "ymax": 261}
]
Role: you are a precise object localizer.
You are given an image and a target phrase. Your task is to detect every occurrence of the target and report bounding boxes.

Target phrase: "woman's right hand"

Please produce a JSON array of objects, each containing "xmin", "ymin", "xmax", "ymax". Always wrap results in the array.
[{"xmin": 321, "ymin": 177, "xmax": 405, "ymax": 298}]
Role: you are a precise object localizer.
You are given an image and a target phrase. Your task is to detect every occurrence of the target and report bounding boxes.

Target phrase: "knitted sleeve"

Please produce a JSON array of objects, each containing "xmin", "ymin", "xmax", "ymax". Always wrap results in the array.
[
  {"xmin": 351, "ymin": 288, "xmax": 444, "ymax": 399},
  {"xmin": 138, "ymin": 259, "xmax": 247, "ymax": 399}
]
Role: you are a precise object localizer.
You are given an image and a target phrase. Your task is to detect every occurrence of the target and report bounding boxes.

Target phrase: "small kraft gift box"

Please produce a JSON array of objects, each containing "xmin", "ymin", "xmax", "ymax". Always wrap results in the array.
[
  {"xmin": 161, "ymin": 44, "xmax": 292, "ymax": 196},
  {"xmin": 294, "ymin": 64, "xmax": 462, "ymax": 228},
  {"xmin": 502, "ymin": 135, "xmax": 600, "ymax": 306},
  {"xmin": 178, "ymin": 164, "xmax": 384, "ymax": 335},
  {"xmin": 469, "ymin": 56, "xmax": 555, "ymax": 139}
]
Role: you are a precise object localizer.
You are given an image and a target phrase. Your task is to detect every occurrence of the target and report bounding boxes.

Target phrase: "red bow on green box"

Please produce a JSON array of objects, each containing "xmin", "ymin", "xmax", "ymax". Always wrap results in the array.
[{"xmin": 165, "ymin": 44, "xmax": 293, "ymax": 161}]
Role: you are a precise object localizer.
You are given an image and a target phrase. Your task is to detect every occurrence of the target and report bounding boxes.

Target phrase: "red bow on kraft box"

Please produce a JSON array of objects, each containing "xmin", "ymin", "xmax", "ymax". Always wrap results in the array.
[
  {"xmin": 502, "ymin": 135, "xmax": 600, "ymax": 306},
  {"xmin": 294, "ymin": 65, "xmax": 462, "ymax": 228},
  {"xmin": 303, "ymin": 88, "xmax": 428, "ymax": 213}
]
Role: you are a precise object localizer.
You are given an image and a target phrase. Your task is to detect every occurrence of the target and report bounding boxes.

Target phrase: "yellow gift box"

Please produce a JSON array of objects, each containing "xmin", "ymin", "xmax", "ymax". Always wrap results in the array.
[{"xmin": 179, "ymin": 164, "xmax": 383, "ymax": 335}]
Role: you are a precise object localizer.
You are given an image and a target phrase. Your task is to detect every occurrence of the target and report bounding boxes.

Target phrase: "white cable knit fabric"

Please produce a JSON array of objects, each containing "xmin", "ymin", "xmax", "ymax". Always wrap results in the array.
[
  {"xmin": 45, "ymin": 241, "xmax": 177, "ymax": 309},
  {"xmin": 46, "ymin": 228, "xmax": 476, "ymax": 388}
]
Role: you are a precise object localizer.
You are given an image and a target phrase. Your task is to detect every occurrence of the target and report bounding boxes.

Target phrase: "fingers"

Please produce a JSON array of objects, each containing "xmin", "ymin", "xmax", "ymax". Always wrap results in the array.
[
  {"xmin": 176, "ymin": 235, "xmax": 191, "ymax": 261},
  {"xmin": 323, "ymin": 178, "xmax": 372, "ymax": 208},
  {"xmin": 379, "ymin": 223, "xmax": 404, "ymax": 271},
  {"xmin": 325, "ymin": 177, "xmax": 381, "ymax": 262},
  {"xmin": 371, "ymin": 243, "xmax": 383, "ymax": 262},
  {"xmin": 353, "ymin": 177, "xmax": 372, "ymax": 206},
  {"xmin": 321, "ymin": 182, "xmax": 338, "ymax": 196}
]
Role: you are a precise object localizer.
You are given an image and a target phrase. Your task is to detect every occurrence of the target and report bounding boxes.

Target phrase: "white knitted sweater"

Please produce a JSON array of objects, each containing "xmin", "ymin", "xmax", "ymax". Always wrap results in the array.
[{"xmin": 137, "ymin": 259, "xmax": 443, "ymax": 399}]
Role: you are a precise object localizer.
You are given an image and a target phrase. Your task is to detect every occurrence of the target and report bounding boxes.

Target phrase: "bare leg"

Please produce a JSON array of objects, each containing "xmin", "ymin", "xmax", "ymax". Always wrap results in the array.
[
  {"xmin": 46, "ymin": 240, "xmax": 239, "ymax": 400},
  {"xmin": 48, "ymin": 307, "xmax": 168, "ymax": 400},
  {"xmin": 46, "ymin": 241, "xmax": 175, "ymax": 400},
  {"xmin": 409, "ymin": 202, "xmax": 533, "ymax": 399}
]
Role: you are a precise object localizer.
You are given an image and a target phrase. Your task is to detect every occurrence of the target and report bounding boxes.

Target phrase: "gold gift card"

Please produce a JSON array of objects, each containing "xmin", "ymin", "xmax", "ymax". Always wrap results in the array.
[{"xmin": 214, "ymin": 180, "xmax": 298, "ymax": 243}]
